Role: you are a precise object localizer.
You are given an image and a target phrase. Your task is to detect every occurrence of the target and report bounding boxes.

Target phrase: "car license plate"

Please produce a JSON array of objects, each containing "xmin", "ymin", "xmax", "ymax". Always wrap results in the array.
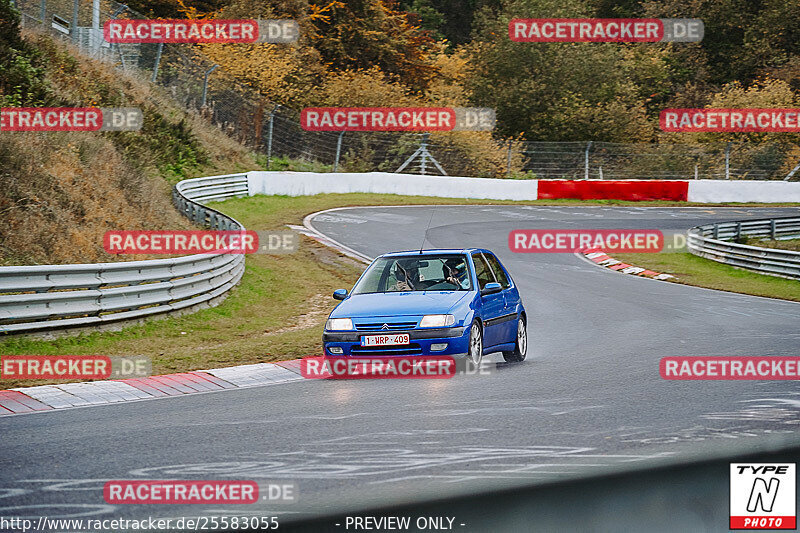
[{"xmin": 361, "ymin": 334, "xmax": 410, "ymax": 346}]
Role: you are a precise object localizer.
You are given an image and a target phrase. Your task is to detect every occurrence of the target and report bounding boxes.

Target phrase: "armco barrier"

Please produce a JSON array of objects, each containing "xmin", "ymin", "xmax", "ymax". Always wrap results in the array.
[
  {"xmin": 3, "ymin": 171, "xmax": 799, "ymax": 334},
  {"xmin": 687, "ymin": 216, "xmax": 800, "ymax": 279},
  {"xmin": 0, "ymin": 174, "xmax": 249, "ymax": 334}
]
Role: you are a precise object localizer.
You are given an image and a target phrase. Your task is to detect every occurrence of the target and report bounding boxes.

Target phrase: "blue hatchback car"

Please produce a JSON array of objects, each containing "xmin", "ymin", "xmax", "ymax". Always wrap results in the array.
[{"xmin": 323, "ymin": 249, "xmax": 527, "ymax": 365}]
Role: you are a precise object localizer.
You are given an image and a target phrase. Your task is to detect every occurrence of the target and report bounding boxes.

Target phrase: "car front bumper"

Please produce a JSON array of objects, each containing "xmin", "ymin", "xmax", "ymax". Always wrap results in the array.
[{"xmin": 323, "ymin": 326, "xmax": 469, "ymax": 357}]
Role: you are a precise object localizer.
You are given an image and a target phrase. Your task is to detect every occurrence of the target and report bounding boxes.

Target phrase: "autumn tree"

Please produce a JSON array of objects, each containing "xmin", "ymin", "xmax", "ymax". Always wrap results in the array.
[
  {"xmin": 642, "ymin": 0, "xmax": 800, "ymax": 91},
  {"xmin": 464, "ymin": 0, "xmax": 666, "ymax": 141}
]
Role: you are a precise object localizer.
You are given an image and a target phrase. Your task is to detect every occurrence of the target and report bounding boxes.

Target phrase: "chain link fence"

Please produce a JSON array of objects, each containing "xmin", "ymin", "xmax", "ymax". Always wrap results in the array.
[
  {"xmin": 12, "ymin": 0, "xmax": 800, "ymax": 180},
  {"xmin": 519, "ymin": 141, "xmax": 800, "ymax": 180}
]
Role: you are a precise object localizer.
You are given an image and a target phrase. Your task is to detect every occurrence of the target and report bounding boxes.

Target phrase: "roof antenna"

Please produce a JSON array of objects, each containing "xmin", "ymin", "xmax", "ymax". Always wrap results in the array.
[{"xmin": 419, "ymin": 206, "xmax": 436, "ymax": 254}]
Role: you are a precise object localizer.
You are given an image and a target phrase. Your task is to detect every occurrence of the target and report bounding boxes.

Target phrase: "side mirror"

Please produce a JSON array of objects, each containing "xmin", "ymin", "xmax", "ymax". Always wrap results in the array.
[
  {"xmin": 333, "ymin": 289, "xmax": 348, "ymax": 300},
  {"xmin": 481, "ymin": 282, "xmax": 502, "ymax": 296}
]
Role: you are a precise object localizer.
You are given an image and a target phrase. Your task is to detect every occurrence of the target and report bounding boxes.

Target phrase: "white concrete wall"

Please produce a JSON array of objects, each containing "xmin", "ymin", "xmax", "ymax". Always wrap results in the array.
[
  {"xmin": 688, "ymin": 180, "xmax": 800, "ymax": 203},
  {"xmin": 247, "ymin": 171, "xmax": 539, "ymax": 201}
]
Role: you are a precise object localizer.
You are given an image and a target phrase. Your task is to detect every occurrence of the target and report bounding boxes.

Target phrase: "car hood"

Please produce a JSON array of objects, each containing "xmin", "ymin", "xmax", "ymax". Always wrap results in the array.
[{"xmin": 331, "ymin": 291, "xmax": 471, "ymax": 318}]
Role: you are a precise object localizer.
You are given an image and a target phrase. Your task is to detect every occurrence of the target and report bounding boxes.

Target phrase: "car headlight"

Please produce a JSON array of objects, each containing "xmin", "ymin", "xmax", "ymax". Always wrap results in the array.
[
  {"xmin": 326, "ymin": 318, "xmax": 353, "ymax": 331},
  {"xmin": 419, "ymin": 314, "xmax": 455, "ymax": 328}
]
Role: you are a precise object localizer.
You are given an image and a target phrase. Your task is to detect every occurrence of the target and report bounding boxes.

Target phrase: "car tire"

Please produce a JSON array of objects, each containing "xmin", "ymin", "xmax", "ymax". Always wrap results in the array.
[
  {"xmin": 468, "ymin": 320, "xmax": 483, "ymax": 366},
  {"xmin": 503, "ymin": 317, "xmax": 527, "ymax": 363}
]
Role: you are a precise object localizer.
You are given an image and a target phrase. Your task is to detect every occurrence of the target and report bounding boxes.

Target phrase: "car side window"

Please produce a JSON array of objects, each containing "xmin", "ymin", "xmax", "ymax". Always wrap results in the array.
[
  {"xmin": 471, "ymin": 253, "xmax": 496, "ymax": 290},
  {"xmin": 484, "ymin": 253, "xmax": 510, "ymax": 289}
]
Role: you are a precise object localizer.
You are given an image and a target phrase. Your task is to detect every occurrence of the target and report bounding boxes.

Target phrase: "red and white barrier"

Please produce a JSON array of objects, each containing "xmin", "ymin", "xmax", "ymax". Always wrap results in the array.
[{"xmin": 248, "ymin": 172, "xmax": 800, "ymax": 203}]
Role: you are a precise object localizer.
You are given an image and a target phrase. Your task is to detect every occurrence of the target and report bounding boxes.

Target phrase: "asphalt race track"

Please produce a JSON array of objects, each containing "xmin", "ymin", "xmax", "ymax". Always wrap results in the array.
[{"xmin": 2, "ymin": 205, "xmax": 800, "ymax": 527}]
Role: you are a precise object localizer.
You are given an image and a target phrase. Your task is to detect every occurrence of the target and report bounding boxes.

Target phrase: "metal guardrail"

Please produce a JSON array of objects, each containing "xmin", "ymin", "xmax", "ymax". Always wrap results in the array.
[
  {"xmin": 687, "ymin": 216, "xmax": 800, "ymax": 279},
  {"xmin": 0, "ymin": 173, "xmax": 250, "ymax": 334}
]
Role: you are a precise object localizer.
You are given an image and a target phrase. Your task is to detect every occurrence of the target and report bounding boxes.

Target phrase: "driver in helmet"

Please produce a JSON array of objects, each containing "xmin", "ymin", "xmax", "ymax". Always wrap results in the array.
[{"xmin": 443, "ymin": 258, "xmax": 469, "ymax": 289}]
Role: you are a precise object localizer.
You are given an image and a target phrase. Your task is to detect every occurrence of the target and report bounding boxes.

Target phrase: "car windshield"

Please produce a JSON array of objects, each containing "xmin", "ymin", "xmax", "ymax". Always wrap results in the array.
[{"xmin": 352, "ymin": 254, "xmax": 472, "ymax": 294}]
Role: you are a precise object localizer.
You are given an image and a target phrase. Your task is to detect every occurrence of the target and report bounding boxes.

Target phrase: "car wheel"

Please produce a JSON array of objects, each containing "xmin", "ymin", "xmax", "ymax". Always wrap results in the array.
[
  {"xmin": 503, "ymin": 317, "xmax": 527, "ymax": 363},
  {"xmin": 468, "ymin": 320, "xmax": 483, "ymax": 366}
]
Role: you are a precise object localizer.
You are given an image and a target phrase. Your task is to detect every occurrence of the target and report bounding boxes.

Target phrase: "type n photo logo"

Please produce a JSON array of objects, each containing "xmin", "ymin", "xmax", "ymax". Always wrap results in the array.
[{"xmin": 730, "ymin": 463, "xmax": 796, "ymax": 530}]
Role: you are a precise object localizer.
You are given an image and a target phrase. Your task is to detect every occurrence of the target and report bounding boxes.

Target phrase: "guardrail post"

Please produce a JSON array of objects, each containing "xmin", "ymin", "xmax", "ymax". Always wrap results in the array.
[
  {"xmin": 725, "ymin": 142, "xmax": 731, "ymax": 180},
  {"xmin": 266, "ymin": 105, "xmax": 280, "ymax": 169},
  {"xmin": 201, "ymin": 64, "xmax": 219, "ymax": 108},
  {"xmin": 71, "ymin": 0, "xmax": 78, "ymax": 42},
  {"xmin": 770, "ymin": 219, "xmax": 776, "ymax": 239},
  {"xmin": 333, "ymin": 131, "xmax": 344, "ymax": 172},
  {"xmin": 735, "ymin": 222, "xmax": 741, "ymax": 241},
  {"xmin": 506, "ymin": 140, "xmax": 513, "ymax": 178},
  {"xmin": 420, "ymin": 133, "xmax": 429, "ymax": 175},
  {"xmin": 584, "ymin": 141, "xmax": 592, "ymax": 180},
  {"xmin": 713, "ymin": 224, "xmax": 718, "ymax": 239},
  {"xmin": 90, "ymin": 0, "xmax": 100, "ymax": 54},
  {"xmin": 151, "ymin": 42, "xmax": 163, "ymax": 83}
]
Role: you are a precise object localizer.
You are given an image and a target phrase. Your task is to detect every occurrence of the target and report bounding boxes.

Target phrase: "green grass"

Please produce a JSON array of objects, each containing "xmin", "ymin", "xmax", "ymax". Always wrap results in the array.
[
  {"xmin": 614, "ymin": 252, "xmax": 800, "ymax": 302},
  {"xmin": 3, "ymin": 192, "xmax": 800, "ymax": 389},
  {"xmin": 746, "ymin": 237, "xmax": 800, "ymax": 252}
]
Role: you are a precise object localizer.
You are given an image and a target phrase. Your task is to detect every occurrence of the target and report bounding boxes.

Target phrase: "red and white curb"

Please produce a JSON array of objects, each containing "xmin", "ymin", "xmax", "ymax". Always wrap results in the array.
[
  {"xmin": 0, "ymin": 360, "xmax": 305, "ymax": 416},
  {"xmin": 581, "ymin": 248, "xmax": 676, "ymax": 281}
]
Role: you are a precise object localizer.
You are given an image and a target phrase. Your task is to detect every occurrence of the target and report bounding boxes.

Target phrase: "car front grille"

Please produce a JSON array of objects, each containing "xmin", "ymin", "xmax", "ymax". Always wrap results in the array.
[
  {"xmin": 354, "ymin": 321, "xmax": 418, "ymax": 331},
  {"xmin": 350, "ymin": 343, "xmax": 423, "ymax": 356}
]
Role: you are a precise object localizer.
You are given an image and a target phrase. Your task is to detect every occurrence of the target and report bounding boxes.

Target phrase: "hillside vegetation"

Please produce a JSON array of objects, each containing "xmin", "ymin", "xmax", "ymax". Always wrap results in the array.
[{"xmin": 0, "ymin": 1, "xmax": 258, "ymax": 265}]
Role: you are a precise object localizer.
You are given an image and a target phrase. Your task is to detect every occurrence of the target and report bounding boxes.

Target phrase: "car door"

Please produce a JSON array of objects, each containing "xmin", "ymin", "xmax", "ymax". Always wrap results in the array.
[
  {"xmin": 471, "ymin": 252, "xmax": 504, "ymax": 347},
  {"xmin": 484, "ymin": 252, "xmax": 518, "ymax": 345}
]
